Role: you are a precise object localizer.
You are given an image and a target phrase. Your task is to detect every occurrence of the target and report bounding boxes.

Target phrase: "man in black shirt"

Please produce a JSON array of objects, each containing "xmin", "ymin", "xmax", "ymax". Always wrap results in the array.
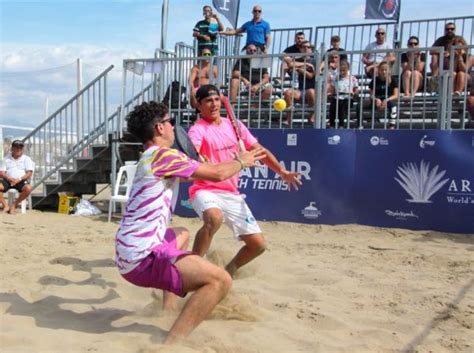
[{"xmin": 281, "ymin": 31, "xmax": 306, "ymax": 76}]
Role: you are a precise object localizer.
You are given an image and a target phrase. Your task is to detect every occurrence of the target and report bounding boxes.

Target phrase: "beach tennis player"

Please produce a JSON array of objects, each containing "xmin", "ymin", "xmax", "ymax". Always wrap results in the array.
[
  {"xmin": 188, "ymin": 84, "xmax": 302, "ymax": 276},
  {"xmin": 115, "ymin": 101, "xmax": 266, "ymax": 344}
]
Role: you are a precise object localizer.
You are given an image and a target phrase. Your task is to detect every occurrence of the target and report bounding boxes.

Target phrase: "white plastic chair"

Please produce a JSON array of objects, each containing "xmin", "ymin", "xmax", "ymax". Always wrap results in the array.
[
  {"xmin": 6, "ymin": 189, "xmax": 32, "ymax": 214},
  {"xmin": 108, "ymin": 164, "xmax": 137, "ymax": 222}
]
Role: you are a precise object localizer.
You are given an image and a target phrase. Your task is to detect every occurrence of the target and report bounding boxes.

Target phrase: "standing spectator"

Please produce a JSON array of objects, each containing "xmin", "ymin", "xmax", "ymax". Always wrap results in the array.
[
  {"xmin": 281, "ymin": 31, "xmax": 306, "ymax": 76},
  {"xmin": 189, "ymin": 48, "xmax": 218, "ymax": 108},
  {"xmin": 362, "ymin": 28, "xmax": 395, "ymax": 77},
  {"xmin": 368, "ymin": 61, "xmax": 399, "ymax": 129},
  {"xmin": 0, "ymin": 140, "xmax": 34, "ymax": 214},
  {"xmin": 188, "ymin": 85, "xmax": 302, "ymax": 277},
  {"xmin": 283, "ymin": 41, "xmax": 316, "ymax": 125},
  {"xmin": 220, "ymin": 5, "xmax": 271, "ymax": 53},
  {"xmin": 116, "ymin": 101, "xmax": 265, "ymax": 344},
  {"xmin": 230, "ymin": 44, "xmax": 272, "ymax": 104},
  {"xmin": 328, "ymin": 60, "xmax": 359, "ymax": 128},
  {"xmin": 326, "ymin": 35, "xmax": 347, "ymax": 61},
  {"xmin": 401, "ymin": 36, "xmax": 426, "ymax": 97},
  {"xmin": 193, "ymin": 5, "xmax": 224, "ymax": 56}
]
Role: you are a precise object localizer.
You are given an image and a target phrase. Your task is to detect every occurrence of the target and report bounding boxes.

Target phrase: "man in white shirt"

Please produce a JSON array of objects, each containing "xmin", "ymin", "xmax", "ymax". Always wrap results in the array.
[
  {"xmin": 0, "ymin": 140, "xmax": 34, "ymax": 214},
  {"xmin": 362, "ymin": 28, "xmax": 395, "ymax": 77}
]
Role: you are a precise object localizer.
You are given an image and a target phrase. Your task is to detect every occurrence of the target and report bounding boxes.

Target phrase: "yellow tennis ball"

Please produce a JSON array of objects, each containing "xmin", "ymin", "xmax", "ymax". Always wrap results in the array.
[{"xmin": 273, "ymin": 98, "xmax": 286, "ymax": 112}]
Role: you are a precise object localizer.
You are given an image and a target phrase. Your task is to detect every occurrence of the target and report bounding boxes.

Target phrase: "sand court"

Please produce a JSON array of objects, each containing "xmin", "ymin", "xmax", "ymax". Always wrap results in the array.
[{"xmin": 0, "ymin": 211, "xmax": 472, "ymax": 353}]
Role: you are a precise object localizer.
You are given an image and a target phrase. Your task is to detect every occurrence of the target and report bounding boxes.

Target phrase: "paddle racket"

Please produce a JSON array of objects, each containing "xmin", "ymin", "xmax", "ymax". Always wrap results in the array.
[
  {"xmin": 221, "ymin": 95, "xmax": 246, "ymax": 152},
  {"xmin": 173, "ymin": 124, "xmax": 202, "ymax": 161}
]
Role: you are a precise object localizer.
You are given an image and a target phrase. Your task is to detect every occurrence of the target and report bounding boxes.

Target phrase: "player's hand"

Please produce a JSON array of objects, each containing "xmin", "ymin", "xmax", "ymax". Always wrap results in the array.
[
  {"xmin": 280, "ymin": 169, "xmax": 302, "ymax": 191},
  {"xmin": 237, "ymin": 147, "xmax": 266, "ymax": 168}
]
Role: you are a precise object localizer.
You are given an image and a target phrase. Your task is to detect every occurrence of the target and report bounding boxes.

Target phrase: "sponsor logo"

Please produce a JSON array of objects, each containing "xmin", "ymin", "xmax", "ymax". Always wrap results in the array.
[
  {"xmin": 378, "ymin": 0, "xmax": 400, "ymax": 19},
  {"xmin": 328, "ymin": 135, "xmax": 341, "ymax": 145},
  {"xmin": 301, "ymin": 202, "xmax": 322, "ymax": 219},
  {"xmin": 180, "ymin": 199, "xmax": 194, "ymax": 209},
  {"xmin": 287, "ymin": 133, "xmax": 297, "ymax": 146},
  {"xmin": 419, "ymin": 135, "xmax": 435, "ymax": 149},
  {"xmin": 395, "ymin": 160, "xmax": 449, "ymax": 203},
  {"xmin": 370, "ymin": 136, "xmax": 389, "ymax": 146},
  {"xmin": 447, "ymin": 179, "xmax": 474, "ymax": 204},
  {"xmin": 245, "ymin": 216, "xmax": 256, "ymax": 224},
  {"xmin": 385, "ymin": 209, "xmax": 419, "ymax": 220}
]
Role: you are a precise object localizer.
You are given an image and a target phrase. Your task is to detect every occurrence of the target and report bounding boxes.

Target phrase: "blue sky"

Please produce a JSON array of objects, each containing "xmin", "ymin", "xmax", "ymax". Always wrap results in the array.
[{"xmin": 1, "ymin": 0, "xmax": 473, "ymax": 129}]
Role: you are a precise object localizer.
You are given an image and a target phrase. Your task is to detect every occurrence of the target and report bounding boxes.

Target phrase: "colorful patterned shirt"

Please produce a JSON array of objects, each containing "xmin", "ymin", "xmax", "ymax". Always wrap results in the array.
[{"xmin": 115, "ymin": 146, "xmax": 199, "ymax": 274}]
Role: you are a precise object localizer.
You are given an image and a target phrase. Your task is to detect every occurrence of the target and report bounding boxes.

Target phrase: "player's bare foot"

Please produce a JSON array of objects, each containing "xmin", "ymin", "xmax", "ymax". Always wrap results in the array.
[{"xmin": 7, "ymin": 207, "xmax": 16, "ymax": 215}]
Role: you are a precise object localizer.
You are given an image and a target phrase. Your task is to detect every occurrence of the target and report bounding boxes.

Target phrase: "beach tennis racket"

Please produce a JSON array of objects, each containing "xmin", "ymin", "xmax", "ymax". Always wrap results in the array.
[
  {"xmin": 221, "ymin": 95, "xmax": 246, "ymax": 152},
  {"xmin": 173, "ymin": 124, "xmax": 201, "ymax": 161}
]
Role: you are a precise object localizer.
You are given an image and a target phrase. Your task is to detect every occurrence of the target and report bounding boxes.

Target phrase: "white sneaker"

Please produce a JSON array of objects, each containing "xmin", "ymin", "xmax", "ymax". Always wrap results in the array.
[{"xmin": 390, "ymin": 106, "xmax": 397, "ymax": 119}]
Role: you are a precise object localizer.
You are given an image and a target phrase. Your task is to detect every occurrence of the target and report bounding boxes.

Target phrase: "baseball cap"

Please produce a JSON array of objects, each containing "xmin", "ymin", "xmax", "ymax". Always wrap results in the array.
[
  {"xmin": 195, "ymin": 84, "xmax": 220, "ymax": 102},
  {"xmin": 12, "ymin": 139, "xmax": 25, "ymax": 147}
]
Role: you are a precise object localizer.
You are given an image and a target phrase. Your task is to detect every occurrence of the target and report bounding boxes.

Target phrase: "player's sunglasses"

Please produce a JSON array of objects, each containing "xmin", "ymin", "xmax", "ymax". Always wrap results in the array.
[{"xmin": 159, "ymin": 118, "xmax": 176, "ymax": 126}]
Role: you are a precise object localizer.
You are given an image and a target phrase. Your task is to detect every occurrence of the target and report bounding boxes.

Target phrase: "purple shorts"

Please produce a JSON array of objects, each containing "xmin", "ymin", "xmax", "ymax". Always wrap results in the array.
[{"xmin": 122, "ymin": 228, "xmax": 192, "ymax": 297}]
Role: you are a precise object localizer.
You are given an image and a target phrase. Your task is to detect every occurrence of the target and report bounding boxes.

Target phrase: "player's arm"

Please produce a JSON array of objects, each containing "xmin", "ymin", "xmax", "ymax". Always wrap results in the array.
[
  {"xmin": 249, "ymin": 142, "xmax": 302, "ymax": 191},
  {"xmin": 191, "ymin": 148, "xmax": 266, "ymax": 181}
]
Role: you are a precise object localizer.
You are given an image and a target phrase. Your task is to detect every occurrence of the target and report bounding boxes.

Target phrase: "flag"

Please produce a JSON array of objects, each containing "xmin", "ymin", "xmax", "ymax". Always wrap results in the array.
[
  {"xmin": 212, "ymin": 0, "xmax": 240, "ymax": 28},
  {"xmin": 365, "ymin": 0, "xmax": 400, "ymax": 21}
]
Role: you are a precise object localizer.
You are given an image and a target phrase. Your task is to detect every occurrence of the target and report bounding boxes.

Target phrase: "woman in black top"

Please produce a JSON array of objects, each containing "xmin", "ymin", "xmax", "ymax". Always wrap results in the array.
[{"xmin": 401, "ymin": 36, "xmax": 426, "ymax": 97}]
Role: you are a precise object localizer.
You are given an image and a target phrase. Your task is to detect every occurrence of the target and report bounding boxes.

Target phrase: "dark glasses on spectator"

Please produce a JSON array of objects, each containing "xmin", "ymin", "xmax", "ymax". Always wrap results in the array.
[
  {"xmin": 408, "ymin": 41, "xmax": 418, "ymax": 46},
  {"xmin": 376, "ymin": 32, "xmax": 385, "ymax": 35},
  {"xmin": 302, "ymin": 45, "xmax": 311, "ymax": 49},
  {"xmin": 202, "ymin": 52, "xmax": 212, "ymax": 56},
  {"xmin": 445, "ymin": 27, "xmax": 455, "ymax": 31},
  {"xmin": 159, "ymin": 118, "xmax": 176, "ymax": 126},
  {"xmin": 248, "ymin": 49, "xmax": 257, "ymax": 53},
  {"xmin": 253, "ymin": 9, "xmax": 262, "ymax": 12}
]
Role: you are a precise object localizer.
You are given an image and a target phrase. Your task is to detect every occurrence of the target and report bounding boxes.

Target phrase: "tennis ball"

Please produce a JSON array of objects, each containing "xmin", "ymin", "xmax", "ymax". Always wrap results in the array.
[{"xmin": 273, "ymin": 98, "xmax": 286, "ymax": 112}]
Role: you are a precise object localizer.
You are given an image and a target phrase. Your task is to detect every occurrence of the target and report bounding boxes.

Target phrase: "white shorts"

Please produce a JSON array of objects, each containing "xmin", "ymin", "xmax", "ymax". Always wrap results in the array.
[{"xmin": 191, "ymin": 190, "xmax": 262, "ymax": 239}]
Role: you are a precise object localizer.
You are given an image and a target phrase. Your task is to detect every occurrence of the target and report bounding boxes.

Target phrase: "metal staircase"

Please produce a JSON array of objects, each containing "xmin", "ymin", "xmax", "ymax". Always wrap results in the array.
[{"xmin": 23, "ymin": 65, "xmax": 152, "ymax": 209}]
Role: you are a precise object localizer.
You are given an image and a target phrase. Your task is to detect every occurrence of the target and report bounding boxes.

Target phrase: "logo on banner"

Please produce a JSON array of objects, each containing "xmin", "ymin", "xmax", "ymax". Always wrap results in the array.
[
  {"xmin": 370, "ymin": 136, "xmax": 389, "ymax": 146},
  {"xmin": 395, "ymin": 160, "xmax": 449, "ymax": 203},
  {"xmin": 419, "ymin": 135, "xmax": 436, "ymax": 149},
  {"xmin": 385, "ymin": 209, "xmax": 419, "ymax": 220},
  {"xmin": 447, "ymin": 179, "xmax": 473, "ymax": 204},
  {"xmin": 301, "ymin": 202, "xmax": 322, "ymax": 219},
  {"xmin": 328, "ymin": 135, "xmax": 341, "ymax": 145}
]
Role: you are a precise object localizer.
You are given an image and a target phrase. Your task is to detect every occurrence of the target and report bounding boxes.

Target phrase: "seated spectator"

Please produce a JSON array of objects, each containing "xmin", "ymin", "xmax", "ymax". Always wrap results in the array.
[
  {"xmin": 368, "ymin": 61, "xmax": 399, "ymax": 129},
  {"xmin": 362, "ymin": 28, "xmax": 395, "ymax": 77},
  {"xmin": 321, "ymin": 50, "xmax": 341, "ymax": 83},
  {"xmin": 189, "ymin": 48, "xmax": 218, "ymax": 108},
  {"xmin": 0, "ymin": 140, "xmax": 34, "ymax": 214},
  {"xmin": 466, "ymin": 56, "xmax": 474, "ymax": 120},
  {"xmin": 326, "ymin": 35, "xmax": 347, "ymax": 62},
  {"xmin": 451, "ymin": 36, "xmax": 469, "ymax": 95},
  {"xmin": 281, "ymin": 31, "xmax": 306, "ymax": 76},
  {"xmin": 220, "ymin": 5, "xmax": 271, "ymax": 53},
  {"xmin": 230, "ymin": 44, "xmax": 272, "ymax": 104},
  {"xmin": 328, "ymin": 60, "xmax": 359, "ymax": 128},
  {"xmin": 401, "ymin": 36, "xmax": 426, "ymax": 97},
  {"xmin": 283, "ymin": 41, "xmax": 316, "ymax": 125},
  {"xmin": 193, "ymin": 5, "xmax": 224, "ymax": 56}
]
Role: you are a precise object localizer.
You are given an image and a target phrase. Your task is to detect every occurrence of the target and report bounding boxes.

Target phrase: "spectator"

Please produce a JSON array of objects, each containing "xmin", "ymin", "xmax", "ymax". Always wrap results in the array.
[
  {"xmin": 283, "ymin": 41, "xmax": 316, "ymax": 125},
  {"xmin": 321, "ymin": 50, "xmax": 341, "ymax": 83},
  {"xmin": 328, "ymin": 60, "xmax": 359, "ymax": 128},
  {"xmin": 189, "ymin": 48, "xmax": 218, "ymax": 108},
  {"xmin": 401, "ymin": 36, "xmax": 426, "ymax": 97},
  {"xmin": 368, "ymin": 61, "xmax": 399, "ymax": 129},
  {"xmin": 430, "ymin": 22, "xmax": 464, "ymax": 76},
  {"xmin": 188, "ymin": 85, "xmax": 302, "ymax": 277},
  {"xmin": 326, "ymin": 35, "xmax": 347, "ymax": 61},
  {"xmin": 466, "ymin": 56, "xmax": 474, "ymax": 120},
  {"xmin": 220, "ymin": 5, "xmax": 271, "ymax": 53},
  {"xmin": 0, "ymin": 140, "xmax": 34, "ymax": 214},
  {"xmin": 230, "ymin": 44, "xmax": 272, "ymax": 104},
  {"xmin": 281, "ymin": 31, "xmax": 306, "ymax": 76},
  {"xmin": 117, "ymin": 101, "xmax": 265, "ymax": 344},
  {"xmin": 193, "ymin": 5, "xmax": 224, "ymax": 56},
  {"xmin": 362, "ymin": 27, "xmax": 395, "ymax": 77},
  {"xmin": 451, "ymin": 36, "xmax": 469, "ymax": 95}
]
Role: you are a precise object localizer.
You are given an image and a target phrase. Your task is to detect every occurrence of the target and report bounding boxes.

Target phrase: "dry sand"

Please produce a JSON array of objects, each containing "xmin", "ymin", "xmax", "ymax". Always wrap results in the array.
[{"xmin": 0, "ymin": 210, "xmax": 473, "ymax": 353}]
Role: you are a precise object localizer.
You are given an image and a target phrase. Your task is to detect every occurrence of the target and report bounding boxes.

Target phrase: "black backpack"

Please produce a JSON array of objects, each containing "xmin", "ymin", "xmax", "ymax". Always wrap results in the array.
[{"xmin": 163, "ymin": 81, "xmax": 187, "ymax": 109}]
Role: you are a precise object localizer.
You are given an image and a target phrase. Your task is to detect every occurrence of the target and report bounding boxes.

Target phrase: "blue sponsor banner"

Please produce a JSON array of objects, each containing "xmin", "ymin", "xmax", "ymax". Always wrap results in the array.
[
  {"xmin": 354, "ymin": 130, "xmax": 474, "ymax": 233},
  {"xmin": 175, "ymin": 129, "xmax": 474, "ymax": 234}
]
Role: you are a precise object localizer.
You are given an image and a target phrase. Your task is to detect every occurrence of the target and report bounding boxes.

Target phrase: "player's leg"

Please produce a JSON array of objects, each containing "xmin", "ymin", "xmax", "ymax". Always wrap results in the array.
[
  {"xmin": 164, "ymin": 254, "xmax": 232, "ymax": 344},
  {"xmin": 0, "ymin": 181, "xmax": 9, "ymax": 212}
]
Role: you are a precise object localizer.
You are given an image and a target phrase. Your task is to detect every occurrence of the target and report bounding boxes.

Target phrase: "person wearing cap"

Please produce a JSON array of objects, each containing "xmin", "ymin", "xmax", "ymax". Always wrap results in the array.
[
  {"xmin": 0, "ymin": 140, "xmax": 34, "ymax": 214},
  {"xmin": 188, "ymin": 84, "xmax": 302, "ymax": 277}
]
